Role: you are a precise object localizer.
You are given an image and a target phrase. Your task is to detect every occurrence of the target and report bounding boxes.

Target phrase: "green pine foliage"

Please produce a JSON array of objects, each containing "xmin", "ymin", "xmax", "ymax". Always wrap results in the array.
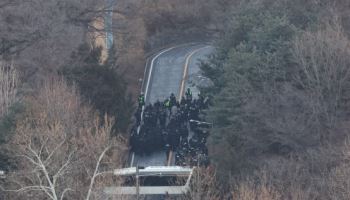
[{"xmin": 201, "ymin": 2, "xmax": 324, "ymax": 176}]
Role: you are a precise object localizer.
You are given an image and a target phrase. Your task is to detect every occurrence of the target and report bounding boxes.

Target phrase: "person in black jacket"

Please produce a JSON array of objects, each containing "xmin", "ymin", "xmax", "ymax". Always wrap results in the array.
[{"xmin": 170, "ymin": 93, "xmax": 177, "ymax": 107}]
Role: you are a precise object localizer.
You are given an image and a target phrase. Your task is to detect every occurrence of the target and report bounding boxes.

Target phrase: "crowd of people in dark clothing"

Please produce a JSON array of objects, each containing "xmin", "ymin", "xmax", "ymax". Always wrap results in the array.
[{"xmin": 130, "ymin": 88, "xmax": 211, "ymax": 167}]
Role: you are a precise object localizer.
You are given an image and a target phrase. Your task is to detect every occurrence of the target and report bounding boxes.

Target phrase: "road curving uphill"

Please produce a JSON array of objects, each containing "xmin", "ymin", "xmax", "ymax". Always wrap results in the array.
[{"xmin": 130, "ymin": 43, "xmax": 214, "ymax": 168}]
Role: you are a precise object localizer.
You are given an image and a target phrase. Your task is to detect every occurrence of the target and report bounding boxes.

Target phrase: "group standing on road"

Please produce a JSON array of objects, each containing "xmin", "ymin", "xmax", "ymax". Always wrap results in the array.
[{"xmin": 130, "ymin": 88, "xmax": 211, "ymax": 167}]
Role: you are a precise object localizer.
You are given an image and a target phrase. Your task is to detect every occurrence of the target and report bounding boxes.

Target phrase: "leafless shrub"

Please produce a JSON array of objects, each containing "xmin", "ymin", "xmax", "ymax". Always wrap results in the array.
[
  {"xmin": 228, "ymin": 138, "xmax": 350, "ymax": 200},
  {"xmin": 231, "ymin": 172, "xmax": 281, "ymax": 200},
  {"xmin": 1, "ymin": 78, "xmax": 127, "ymax": 200},
  {"xmin": 31, "ymin": 78, "xmax": 94, "ymax": 135},
  {"xmin": 181, "ymin": 168, "xmax": 221, "ymax": 200},
  {"xmin": 0, "ymin": 0, "xmax": 109, "ymax": 85},
  {"xmin": 293, "ymin": 19, "xmax": 350, "ymax": 142},
  {"xmin": 0, "ymin": 61, "xmax": 18, "ymax": 118}
]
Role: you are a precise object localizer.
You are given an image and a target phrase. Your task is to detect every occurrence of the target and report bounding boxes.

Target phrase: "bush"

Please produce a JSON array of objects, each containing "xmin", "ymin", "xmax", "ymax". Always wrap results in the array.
[
  {"xmin": 62, "ymin": 44, "xmax": 133, "ymax": 134},
  {"xmin": 0, "ymin": 102, "xmax": 25, "ymax": 170}
]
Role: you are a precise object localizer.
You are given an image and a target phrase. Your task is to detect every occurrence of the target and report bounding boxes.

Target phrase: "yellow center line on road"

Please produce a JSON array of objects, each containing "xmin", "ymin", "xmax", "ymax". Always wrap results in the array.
[
  {"xmin": 179, "ymin": 46, "xmax": 211, "ymax": 99},
  {"xmin": 167, "ymin": 46, "xmax": 211, "ymax": 166}
]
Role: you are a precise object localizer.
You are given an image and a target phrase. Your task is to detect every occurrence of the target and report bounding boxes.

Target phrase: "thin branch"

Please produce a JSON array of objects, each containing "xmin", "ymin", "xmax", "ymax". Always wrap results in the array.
[
  {"xmin": 53, "ymin": 151, "xmax": 75, "ymax": 187},
  {"xmin": 0, "ymin": 185, "xmax": 54, "ymax": 200},
  {"xmin": 60, "ymin": 188, "xmax": 74, "ymax": 200},
  {"xmin": 38, "ymin": 137, "xmax": 50, "ymax": 158},
  {"xmin": 17, "ymin": 154, "xmax": 40, "ymax": 168},
  {"xmin": 34, "ymin": 172, "xmax": 53, "ymax": 198},
  {"xmin": 95, "ymin": 170, "xmax": 114, "ymax": 177},
  {"xmin": 44, "ymin": 134, "xmax": 67, "ymax": 165},
  {"xmin": 31, "ymin": 146, "xmax": 58, "ymax": 200},
  {"xmin": 85, "ymin": 145, "xmax": 113, "ymax": 200}
]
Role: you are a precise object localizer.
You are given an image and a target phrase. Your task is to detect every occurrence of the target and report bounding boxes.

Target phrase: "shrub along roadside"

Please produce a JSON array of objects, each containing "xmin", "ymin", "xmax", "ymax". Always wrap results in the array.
[{"xmin": 61, "ymin": 44, "xmax": 133, "ymax": 134}]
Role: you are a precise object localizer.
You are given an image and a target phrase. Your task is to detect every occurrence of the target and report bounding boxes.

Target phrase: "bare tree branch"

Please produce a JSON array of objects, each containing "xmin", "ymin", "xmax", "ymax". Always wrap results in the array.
[{"xmin": 85, "ymin": 144, "xmax": 113, "ymax": 200}]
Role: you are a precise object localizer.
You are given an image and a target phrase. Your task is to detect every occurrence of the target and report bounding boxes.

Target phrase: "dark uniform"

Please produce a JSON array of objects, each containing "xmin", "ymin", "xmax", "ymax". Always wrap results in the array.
[
  {"xmin": 170, "ymin": 93, "xmax": 177, "ymax": 107},
  {"xmin": 134, "ymin": 107, "xmax": 142, "ymax": 126},
  {"xmin": 198, "ymin": 92, "xmax": 205, "ymax": 109}
]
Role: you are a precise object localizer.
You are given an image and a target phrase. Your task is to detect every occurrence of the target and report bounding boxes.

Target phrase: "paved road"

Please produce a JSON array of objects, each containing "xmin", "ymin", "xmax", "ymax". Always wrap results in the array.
[
  {"xmin": 146, "ymin": 44, "xmax": 208, "ymax": 104},
  {"xmin": 131, "ymin": 44, "xmax": 213, "ymax": 167},
  {"xmin": 185, "ymin": 46, "xmax": 214, "ymax": 97}
]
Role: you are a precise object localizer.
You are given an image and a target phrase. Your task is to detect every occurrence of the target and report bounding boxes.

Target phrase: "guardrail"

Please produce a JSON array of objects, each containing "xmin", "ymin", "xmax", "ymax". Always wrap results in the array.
[{"xmin": 105, "ymin": 166, "xmax": 194, "ymax": 197}]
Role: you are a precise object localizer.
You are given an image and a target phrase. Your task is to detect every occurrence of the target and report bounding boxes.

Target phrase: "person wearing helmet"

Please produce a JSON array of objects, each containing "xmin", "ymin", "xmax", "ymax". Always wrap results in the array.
[
  {"xmin": 164, "ymin": 98, "xmax": 171, "ymax": 109},
  {"xmin": 138, "ymin": 93, "xmax": 145, "ymax": 107},
  {"xmin": 185, "ymin": 88, "xmax": 192, "ymax": 101}
]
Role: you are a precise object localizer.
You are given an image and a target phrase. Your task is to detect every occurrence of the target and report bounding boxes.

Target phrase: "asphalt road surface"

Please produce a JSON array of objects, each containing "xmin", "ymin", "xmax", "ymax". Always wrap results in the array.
[{"xmin": 131, "ymin": 44, "xmax": 213, "ymax": 167}]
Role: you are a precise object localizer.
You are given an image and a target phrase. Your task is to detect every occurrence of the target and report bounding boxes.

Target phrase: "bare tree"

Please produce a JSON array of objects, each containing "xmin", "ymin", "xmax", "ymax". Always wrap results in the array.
[
  {"xmin": 293, "ymin": 19, "xmax": 350, "ymax": 142},
  {"xmin": 0, "ymin": 61, "xmax": 18, "ymax": 118},
  {"xmin": 0, "ymin": 79, "xmax": 126, "ymax": 200},
  {"xmin": 0, "ymin": 0, "xmax": 123, "ymax": 86}
]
